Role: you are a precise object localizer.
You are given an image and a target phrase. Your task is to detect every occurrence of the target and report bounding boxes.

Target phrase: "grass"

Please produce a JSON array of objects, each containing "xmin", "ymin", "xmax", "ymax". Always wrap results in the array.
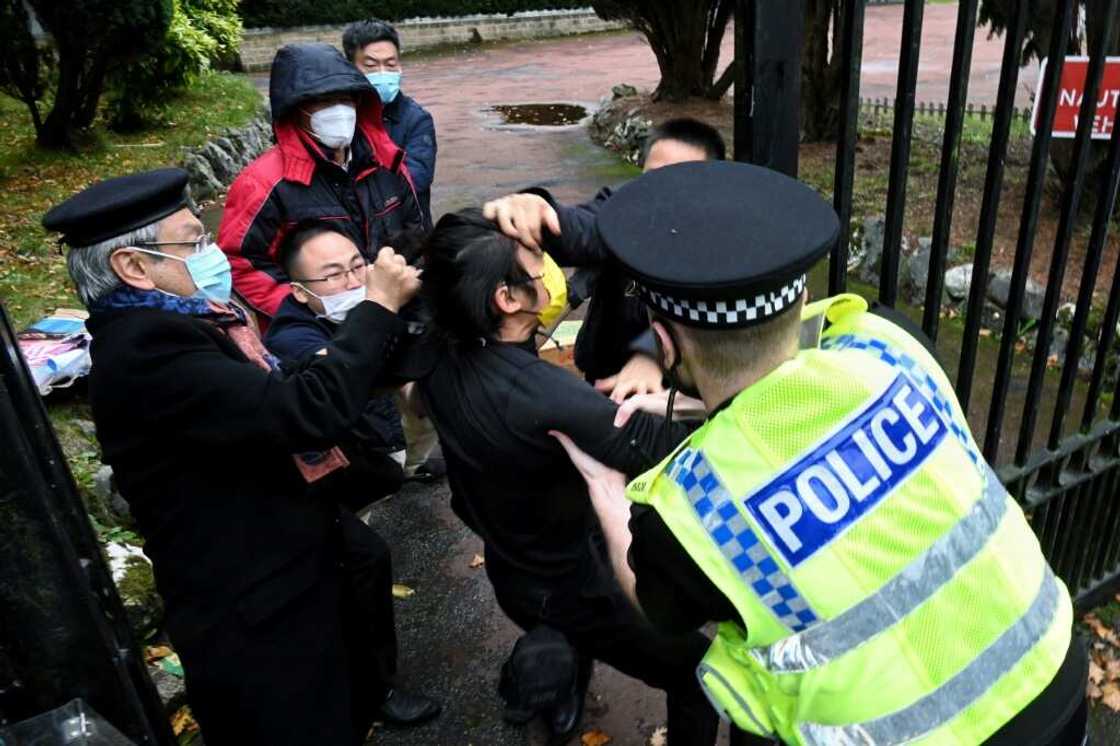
[
  {"xmin": 0, "ymin": 71, "xmax": 261, "ymax": 539},
  {"xmin": 0, "ymin": 71, "xmax": 262, "ymax": 330}
]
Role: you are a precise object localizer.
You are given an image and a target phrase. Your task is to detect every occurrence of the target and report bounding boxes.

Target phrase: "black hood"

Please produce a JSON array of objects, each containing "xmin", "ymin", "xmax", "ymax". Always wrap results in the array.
[{"xmin": 269, "ymin": 42, "xmax": 372, "ymax": 121}]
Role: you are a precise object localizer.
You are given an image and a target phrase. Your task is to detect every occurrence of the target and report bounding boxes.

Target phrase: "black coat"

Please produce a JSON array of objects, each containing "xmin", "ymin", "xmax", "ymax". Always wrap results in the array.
[{"xmin": 86, "ymin": 300, "xmax": 403, "ymax": 745}]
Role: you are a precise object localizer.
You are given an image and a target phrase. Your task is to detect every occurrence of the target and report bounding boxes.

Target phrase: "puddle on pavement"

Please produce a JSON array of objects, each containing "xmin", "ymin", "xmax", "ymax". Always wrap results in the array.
[{"xmin": 488, "ymin": 103, "xmax": 588, "ymax": 126}]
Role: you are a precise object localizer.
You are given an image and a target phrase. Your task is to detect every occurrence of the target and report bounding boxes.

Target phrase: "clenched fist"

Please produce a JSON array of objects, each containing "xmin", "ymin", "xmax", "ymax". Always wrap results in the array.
[{"xmin": 364, "ymin": 246, "xmax": 422, "ymax": 313}]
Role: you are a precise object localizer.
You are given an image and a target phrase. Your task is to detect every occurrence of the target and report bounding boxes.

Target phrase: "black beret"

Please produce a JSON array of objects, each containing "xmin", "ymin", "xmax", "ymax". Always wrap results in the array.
[
  {"xmin": 598, "ymin": 161, "xmax": 839, "ymax": 329},
  {"xmin": 42, "ymin": 168, "xmax": 190, "ymax": 247}
]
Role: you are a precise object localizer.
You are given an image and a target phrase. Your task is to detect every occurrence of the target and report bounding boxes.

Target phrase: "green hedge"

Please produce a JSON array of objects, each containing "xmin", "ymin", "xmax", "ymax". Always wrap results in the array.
[{"xmin": 241, "ymin": 0, "xmax": 588, "ymax": 29}]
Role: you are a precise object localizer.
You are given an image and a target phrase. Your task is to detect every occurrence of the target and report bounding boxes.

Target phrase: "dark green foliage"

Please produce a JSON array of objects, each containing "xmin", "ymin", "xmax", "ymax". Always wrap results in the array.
[
  {"xmin": 241, "ymin": 0, "xmax": 584, "ymax": 29},
  {"xmin": 9, "ymin": 0, "xmax": 172, "ymax": 149},
  {"xmin": 107, "ymin": 0, "xmax": 243, "ymax": 132}
]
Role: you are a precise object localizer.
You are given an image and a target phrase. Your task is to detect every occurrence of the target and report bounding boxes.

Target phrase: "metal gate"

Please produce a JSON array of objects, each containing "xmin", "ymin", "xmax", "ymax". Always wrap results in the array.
[{"xmin": 738, "ymin": 0, "xmax": 1120, "ymax": 610}]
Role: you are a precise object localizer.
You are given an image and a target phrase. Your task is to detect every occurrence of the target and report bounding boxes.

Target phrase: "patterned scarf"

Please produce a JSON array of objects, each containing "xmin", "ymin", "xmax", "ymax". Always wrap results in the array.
[
  {"xmin": 91, "ymin": 286, "xmax": 279, "ymax": 371},
  {"xmin": 92, "ymin": 286, "xmax": 348, "ymax": 482}
]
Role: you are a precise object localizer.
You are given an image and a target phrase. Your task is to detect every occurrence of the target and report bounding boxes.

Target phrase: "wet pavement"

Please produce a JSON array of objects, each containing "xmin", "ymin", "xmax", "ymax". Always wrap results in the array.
[{"xmin": 238, "ymin": 8, "xmax": 1070, "ymax": 743}]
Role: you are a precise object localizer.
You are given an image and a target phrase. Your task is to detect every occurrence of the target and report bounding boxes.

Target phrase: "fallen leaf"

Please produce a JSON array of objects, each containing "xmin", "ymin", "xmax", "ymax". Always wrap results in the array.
[
  {"xmin": 392, "ymin": 583, "xmax": 415, "ymax": 599},
  {"xmin": 979, "ymin": 328, "xmax": 991, "ymax": 337},
  {"xmin": 581, "ymin": 730, "xmax": 612, "ymax": 746},
  {"xmin": 648, "ymin": 725, "xmax": 668, "ymax": 746},
  {"xmin": 1102, "ymin": 682, "xmax": 1120, "ymax": 712},
  {"xmin": 1090, "ymin": 659, "xmax": 1106, "ymax": 685},
  {"xmin": 144, "ymin": 645, "xmax": 173, "ymax": 663},
  {"xmin": 1106, "ymin": 657, "xmax": 1120, "ymax": 680},
  {"xmin": 170, "ymin": 706, "xmax": 199, "ymax": 736},
  {"xmin": 469, "ymin": 554, "xmax": 485, "ymax": 568},
  {"xmin": 1085, "ymin": 615, "xmax": 1120, "ymax": 646},
  {"xmin": 1089, "ymin": 680, "xmax": 1103, "ymax": 699}
]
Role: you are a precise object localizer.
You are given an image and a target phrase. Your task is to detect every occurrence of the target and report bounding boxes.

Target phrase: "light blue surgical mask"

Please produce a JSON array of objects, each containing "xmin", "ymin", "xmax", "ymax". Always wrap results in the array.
[
  {"xmin": 365, "ymin": 71, "xmax": 401, "ymax": 104},
  {"xmin": 133, "ymin": 242, "xmax": 233, "ymax": 305}
]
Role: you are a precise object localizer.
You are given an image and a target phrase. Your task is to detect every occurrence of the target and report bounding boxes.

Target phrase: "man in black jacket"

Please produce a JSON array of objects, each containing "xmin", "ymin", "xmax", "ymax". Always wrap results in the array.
[
  {"xmin": 344, "ymin": 19, "xmax": 437, "ymax": 226},
  {"xmin": 483, "ymin": 118, "xmax": 726, "ymax": 401},
  {"xmin": 417, "ymin": 210, "xmax": 718, "ymax": 745},
  {"xmin": 44, "ymin": 168, "xmax": 434, "ymax": 745}
]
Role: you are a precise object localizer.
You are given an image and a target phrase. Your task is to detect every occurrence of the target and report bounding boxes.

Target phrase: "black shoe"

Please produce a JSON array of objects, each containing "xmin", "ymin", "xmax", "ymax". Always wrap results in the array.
[
  {"xmin": 547, "ymin": 687, "xmax": 585, "ymax": 745},
  {"xmin": 405, "ymin": 457, "xmax": 446, "ymax": 483},
  {"xmin": 377, "ymin": 688, "xmax": 442, "ymax": 726}
]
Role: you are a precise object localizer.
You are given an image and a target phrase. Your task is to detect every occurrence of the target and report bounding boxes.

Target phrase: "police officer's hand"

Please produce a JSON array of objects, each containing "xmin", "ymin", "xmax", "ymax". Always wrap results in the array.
[
  {"xmin": 482, "ymin": 194, "xmax": 561, "ymax": 253},
  {"xmin": 365, "ymin": 246, "xmax": 422, "ymax": 313},
  {"xmin": 595, "ymin": 353, "xmax": 666, "ymax": 404},
  {"xmin": 549, "ymin": 431, "xmax": 627, "ymax": 501}
]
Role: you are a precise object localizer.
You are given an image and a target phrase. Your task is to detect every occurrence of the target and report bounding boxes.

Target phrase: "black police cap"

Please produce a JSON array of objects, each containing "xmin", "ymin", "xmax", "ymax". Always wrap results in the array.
[
  {"xmin": 598, "ymin": 161, "xmax": 839, "ymax": 329},
  {"xmin": 42, "ymin": 168, "xmax": 190, "ymax": 247}
]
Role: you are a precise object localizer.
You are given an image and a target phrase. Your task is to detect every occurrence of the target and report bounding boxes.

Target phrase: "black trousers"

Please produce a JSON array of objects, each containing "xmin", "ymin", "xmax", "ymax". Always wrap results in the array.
[
  {"xmin": 486, "ymin": 541, "xmax": 719, "ymax": 746},
  {"xmin": 338, "ymin": 509, "xmax": 399, "ymax": 692},
  {"xmin": 176, "ymin": 564, "xmax": 362, "ymax": 746}
]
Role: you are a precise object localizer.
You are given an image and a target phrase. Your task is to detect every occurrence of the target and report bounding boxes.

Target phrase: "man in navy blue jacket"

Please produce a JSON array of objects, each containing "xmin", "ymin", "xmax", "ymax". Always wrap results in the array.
[{"xmin": 344, "ymin": 20, "xmax": 437, "ymax": 226}]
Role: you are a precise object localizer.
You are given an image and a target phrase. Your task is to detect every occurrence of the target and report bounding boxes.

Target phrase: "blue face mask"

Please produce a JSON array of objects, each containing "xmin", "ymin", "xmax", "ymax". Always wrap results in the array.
[
  {"xmin": 365, "ymin": 71, "xmax": 401, "ymax": 104},
  {"xmin": 135, "ymin": 242, "xmax": 233, "ymax": 305},
  {"xmin": 184, "ymin": 242, "xmax": 233, "ymax": 304}
]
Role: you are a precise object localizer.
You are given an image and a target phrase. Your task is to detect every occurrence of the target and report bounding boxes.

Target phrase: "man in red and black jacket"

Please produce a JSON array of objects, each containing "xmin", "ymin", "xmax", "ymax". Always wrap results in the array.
[{"xmin": 219, "ymin": 42, "xmax": 423, "ymax": 325}]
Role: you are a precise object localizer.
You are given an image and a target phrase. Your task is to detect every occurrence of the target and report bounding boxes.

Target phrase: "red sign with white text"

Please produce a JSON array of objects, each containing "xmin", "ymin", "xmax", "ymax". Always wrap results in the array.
[{"xmin": 1032, "ymin": 56, "xmax": 1120, "ymax": 139}]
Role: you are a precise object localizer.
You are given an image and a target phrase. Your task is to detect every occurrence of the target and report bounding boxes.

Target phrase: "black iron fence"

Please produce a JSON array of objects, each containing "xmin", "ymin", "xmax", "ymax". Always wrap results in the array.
[{"xmin": 813, "ymin": 0, "xmax": 1120, "ymax": 610}]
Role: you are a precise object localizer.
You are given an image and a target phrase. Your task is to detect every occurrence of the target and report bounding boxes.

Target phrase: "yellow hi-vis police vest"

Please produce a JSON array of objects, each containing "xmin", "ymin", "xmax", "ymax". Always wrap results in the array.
[{"xmin": 627, "ymin": 295, "xmax": 1072, "ymax": 746}]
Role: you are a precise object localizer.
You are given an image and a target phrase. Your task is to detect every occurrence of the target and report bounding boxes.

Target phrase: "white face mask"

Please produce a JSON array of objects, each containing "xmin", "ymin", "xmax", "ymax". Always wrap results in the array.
[
  {"xmin": 308, "ymin": 102, "xmax": 357, "ymax": 149},
  {"xmin": 296, "ymin": 284, "xmax": 366, "ymax": 323}
]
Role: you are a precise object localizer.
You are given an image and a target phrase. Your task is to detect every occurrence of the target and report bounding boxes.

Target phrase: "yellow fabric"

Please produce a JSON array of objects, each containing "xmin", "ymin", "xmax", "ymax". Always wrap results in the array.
[{"xmin": 537, "ymin": 252, "xmax": 568, "ymax": 328}]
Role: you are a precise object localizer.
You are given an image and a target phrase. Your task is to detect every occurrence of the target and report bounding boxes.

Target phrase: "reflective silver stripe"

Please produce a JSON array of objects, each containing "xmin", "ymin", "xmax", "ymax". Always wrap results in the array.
[
  {"xmin": 753, "ymin": 465, "xmax": 1009, "ymax": 673},
  {"xmin": 695, "ymin": 662, "xmax": 774, "ymax": 737},
  {"xmin": 799, "ymin": 567, "xmax": 1062, "ymax": 746}
]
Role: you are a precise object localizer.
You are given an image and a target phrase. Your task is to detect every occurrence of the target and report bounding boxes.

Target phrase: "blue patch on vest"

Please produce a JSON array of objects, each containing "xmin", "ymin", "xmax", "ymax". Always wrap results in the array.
[
  {"xmin": 743, "ymin": 373, "xmax": 947, "ymax": 567},
  {"xmin": 671, "ymin": 448, "xmax": 819, "ymax": 632}
]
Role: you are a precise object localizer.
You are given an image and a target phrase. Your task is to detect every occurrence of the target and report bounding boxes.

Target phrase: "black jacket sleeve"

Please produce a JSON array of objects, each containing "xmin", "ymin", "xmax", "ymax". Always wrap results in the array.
[
  {"xmin": 522, "ymin": 186, "xmax": 613, "ymax": 267},
  {"xmin": 124, "ymin": 301, "xmax": 403, "ymax": 452},
  {"xmin": 511, "ymin": 359, "xmax": 692, "ymax": 478},
  {"xmin": 628, "ymin": 505, "xmax": 739, "ymax": 634}
]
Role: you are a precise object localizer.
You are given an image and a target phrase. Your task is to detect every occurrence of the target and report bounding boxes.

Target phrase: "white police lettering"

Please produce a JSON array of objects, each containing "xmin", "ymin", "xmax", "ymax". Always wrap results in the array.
[
  {"xmin": 825, "ymin": 450, "xmax": 879, "ymax": 502},
  {"xmin": 744, "ymin": 375, "xmax": 946, "ymax": 566},
  {"xmin": 758, "ymin": 491, "xmax": 804, "ymax": 553},
  {"xmin": 871, "ymin": 408, "xmax": 917, "ymax": 464},
  {"xmin": 796, "ymin": 465, "xmax": 850, "ymax": 523}
]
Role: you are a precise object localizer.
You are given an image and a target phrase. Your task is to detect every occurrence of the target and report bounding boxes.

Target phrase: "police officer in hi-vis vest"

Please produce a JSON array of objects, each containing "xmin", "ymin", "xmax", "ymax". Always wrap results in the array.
[{"xmin": 552, "ymin": 161, "xmax": 1089, "ymax": 745}]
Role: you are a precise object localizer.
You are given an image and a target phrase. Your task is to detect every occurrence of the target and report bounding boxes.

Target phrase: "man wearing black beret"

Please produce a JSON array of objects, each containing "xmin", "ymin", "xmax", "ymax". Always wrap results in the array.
[
  {"xmin": 554, "ymin": 161, "xmax": 1088, "ymax": 745},
  {"xmin": 44, "ymin": 168, "xmax": 434, "ymax": 744}
]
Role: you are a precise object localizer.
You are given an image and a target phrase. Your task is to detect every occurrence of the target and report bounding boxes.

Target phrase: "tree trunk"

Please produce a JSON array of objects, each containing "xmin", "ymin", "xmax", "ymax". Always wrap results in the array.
[
  {"xmin": 37, "ymin": 49, "xmax": 82, "ymax": 149},
  {"xmin": 801, "ymin": 0, "xmax": 842, "ymax": 142},
  {"xmin": 75, "ymin": 52, "xmax": 109, "ymax": 129},
  {"xmin": 652, "ymin": 44, "xmax": 712, "ymax": 101}
]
